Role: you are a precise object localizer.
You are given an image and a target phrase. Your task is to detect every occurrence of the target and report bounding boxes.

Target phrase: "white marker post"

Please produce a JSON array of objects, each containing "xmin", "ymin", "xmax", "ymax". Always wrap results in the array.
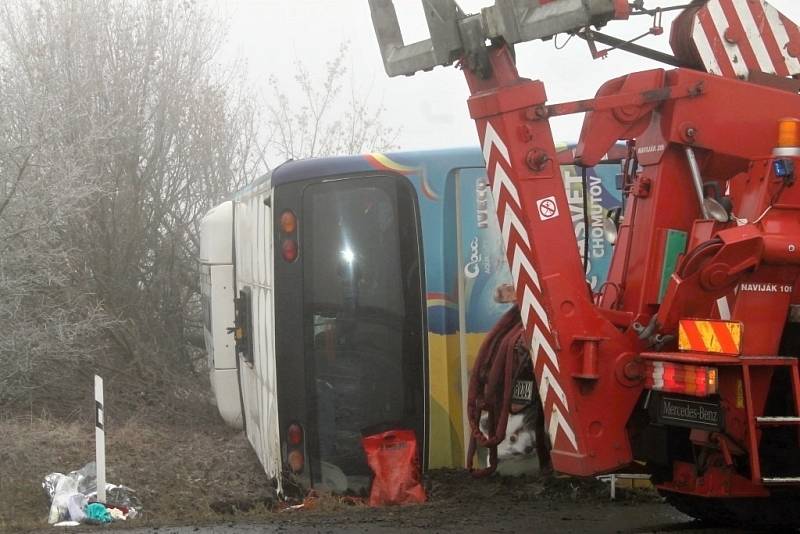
[{"xmin": 95, "ymin": 375, "xmax": 106, "ymax": 503}]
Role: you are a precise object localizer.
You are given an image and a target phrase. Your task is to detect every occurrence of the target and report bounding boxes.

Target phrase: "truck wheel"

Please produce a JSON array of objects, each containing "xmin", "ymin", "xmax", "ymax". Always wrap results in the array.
[{"xmin": 660, "ymin": 490, "xmax": 800, "ymax": 528}]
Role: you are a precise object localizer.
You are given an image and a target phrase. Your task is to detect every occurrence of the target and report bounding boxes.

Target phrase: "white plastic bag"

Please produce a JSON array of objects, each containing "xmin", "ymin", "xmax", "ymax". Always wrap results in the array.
[
  {"xmin": 47, "ymin": 477, "xmax": 78, "ymax": 525},
  {"xmin": 67, "ymin": 493, "xmax": 88, "ymax": 523},
  {"xmin": 44, "ymin": 462, "xmax": 96, "ymax": 524}
]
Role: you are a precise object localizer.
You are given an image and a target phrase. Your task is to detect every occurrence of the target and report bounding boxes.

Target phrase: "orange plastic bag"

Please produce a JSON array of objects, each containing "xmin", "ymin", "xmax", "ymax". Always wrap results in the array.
[{"xmin": 362, "ymin": 429, "xmax": 427, "ymax": 506}]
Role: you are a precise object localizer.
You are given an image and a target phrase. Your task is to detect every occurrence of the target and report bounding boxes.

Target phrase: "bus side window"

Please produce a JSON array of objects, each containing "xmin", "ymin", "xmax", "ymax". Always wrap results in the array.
[{"xmin": 232, "ymin": 287, "xmax": 254, "ymax": 364}]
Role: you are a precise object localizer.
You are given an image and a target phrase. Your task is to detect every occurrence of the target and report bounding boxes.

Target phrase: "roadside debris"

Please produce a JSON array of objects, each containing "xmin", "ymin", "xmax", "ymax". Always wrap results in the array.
[
  {"xmin": 362, "ymin": 429, "xmax": 426, "ymax": 506},
  {"xmin": 42, "ymin": 461, "xmax": 140, "ymax": 526},
  {"xmin": 277, "ymin": 489, "xmax": 366, "ymax": 513},
  {"xmin": 275, "ymin": 428, "xmax": 427, "ymax": 510},
  {"xmin": 84, "ymin": 502, "xmax": 112, "ymax": 524},
  {"xmin": 52, "ymin": 521, "xmax": 81, "ymax": 527}
]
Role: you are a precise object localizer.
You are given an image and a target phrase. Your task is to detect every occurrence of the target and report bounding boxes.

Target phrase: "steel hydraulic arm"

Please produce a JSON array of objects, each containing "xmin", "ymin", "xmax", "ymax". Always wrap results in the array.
[{"xmin": 369, "ymin": 0, "xmax": 800, "ymax": 516}]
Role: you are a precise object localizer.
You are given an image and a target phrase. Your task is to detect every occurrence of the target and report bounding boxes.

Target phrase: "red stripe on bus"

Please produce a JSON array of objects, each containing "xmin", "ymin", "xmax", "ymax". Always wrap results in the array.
[{"xmin": 363, "ymin": 154, "xmax": 390, "ymax": 173}]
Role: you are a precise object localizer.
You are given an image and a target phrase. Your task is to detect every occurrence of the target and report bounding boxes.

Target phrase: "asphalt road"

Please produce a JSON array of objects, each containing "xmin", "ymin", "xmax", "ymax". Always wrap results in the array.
[
  {"xmin": 112, "ymin": 501, "xmax": 772, "ymax": 534},
  {"xmin": 36, "ymin": 470, "xmax": 789, "ymax": 534}
]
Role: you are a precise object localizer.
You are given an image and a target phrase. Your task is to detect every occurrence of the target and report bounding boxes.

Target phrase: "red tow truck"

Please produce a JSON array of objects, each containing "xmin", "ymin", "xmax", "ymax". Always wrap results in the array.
[{"xmin": 369, "ymin": 0, "xmax": 800, "ymax": 526}]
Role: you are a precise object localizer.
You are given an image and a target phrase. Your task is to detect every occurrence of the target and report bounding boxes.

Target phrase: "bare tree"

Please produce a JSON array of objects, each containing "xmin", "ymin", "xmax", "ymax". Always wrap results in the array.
[
  {"xmin": 267, "ymin": 43, "xmax": 399, "ymax": 161},
  {"xmin": 0, "ymin": 2, "xmax": 397, "ymax": 417},
  {"xmin": 0, "ymin": 0, "xmax": 264, "ymax": 411}
]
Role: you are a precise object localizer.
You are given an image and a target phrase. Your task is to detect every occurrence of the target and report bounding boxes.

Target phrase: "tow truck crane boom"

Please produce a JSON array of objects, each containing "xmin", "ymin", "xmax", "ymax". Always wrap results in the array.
[{"xmin": 370, "ymin": 0, "xmax": 629, "ymax": 77}]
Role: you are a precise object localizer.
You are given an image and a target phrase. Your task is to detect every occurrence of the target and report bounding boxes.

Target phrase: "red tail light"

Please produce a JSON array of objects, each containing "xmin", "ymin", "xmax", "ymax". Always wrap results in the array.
[
  {"xmin": 288, "ymin": 423, "xmax": 303, "ymax": 446},
  {"xmin": 281, "ymin": 239, "xmax": 298, "ymax": 262},
  {"xmin": 644, "ymin": 361, "xmax": 718, "ymax": 397},
  {"xmin": 286, "ymin": 423, "xmax": 305, "ymax": 473}
]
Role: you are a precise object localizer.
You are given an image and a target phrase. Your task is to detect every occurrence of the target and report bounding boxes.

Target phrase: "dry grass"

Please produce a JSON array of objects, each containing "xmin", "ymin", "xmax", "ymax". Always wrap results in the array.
[
  {"xmin": 0, "ymin": 416, "xmax": 661, "ymax": 533},
  {"xmin": 0, "ymin": 416, "xmax": 277, "ymax": 532},
  {"xmin": 0, "ymin": 363, "xmax": 286, "ymax": 533},
  {"xmin": 0, "ymin": 367, "xmax": 660, "ymax": 533}
]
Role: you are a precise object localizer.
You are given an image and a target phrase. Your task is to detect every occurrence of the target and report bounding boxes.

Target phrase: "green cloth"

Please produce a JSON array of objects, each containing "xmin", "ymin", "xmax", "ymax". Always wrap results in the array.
[{"xmin": 84, "ymin": 502, "xmax": 112, "ymax": 524}]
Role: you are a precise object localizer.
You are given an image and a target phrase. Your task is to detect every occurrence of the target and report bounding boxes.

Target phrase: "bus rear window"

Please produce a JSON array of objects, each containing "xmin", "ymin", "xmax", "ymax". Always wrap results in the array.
[{"xmin": 302, "ymin": 175, "xmax": 425, "ymax": 491}]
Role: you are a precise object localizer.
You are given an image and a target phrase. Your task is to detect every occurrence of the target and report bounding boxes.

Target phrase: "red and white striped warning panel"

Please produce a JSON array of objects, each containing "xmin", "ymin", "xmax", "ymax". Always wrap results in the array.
[{"xmin": 686, "ymin": 0, "xmax": 800, "ymax": 79}]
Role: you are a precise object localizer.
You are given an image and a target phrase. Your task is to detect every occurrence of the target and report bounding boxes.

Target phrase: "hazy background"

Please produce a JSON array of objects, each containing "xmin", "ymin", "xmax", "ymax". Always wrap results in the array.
[{"xmin": 223, "ymin": 0, "xmax": 800, "ymax": 151}]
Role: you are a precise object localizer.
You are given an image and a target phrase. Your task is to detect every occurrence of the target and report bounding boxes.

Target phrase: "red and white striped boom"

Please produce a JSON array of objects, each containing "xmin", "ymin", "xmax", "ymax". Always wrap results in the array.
[{"xmin": 672, "ymin": 0, "xmax": 800, "ymax": 79}]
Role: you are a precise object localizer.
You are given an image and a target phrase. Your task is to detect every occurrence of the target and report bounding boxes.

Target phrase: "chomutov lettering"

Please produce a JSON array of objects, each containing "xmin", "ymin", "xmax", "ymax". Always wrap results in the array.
[{"xmin": 563, "ymin": 170, "xmax": 604, "ymax": 289}]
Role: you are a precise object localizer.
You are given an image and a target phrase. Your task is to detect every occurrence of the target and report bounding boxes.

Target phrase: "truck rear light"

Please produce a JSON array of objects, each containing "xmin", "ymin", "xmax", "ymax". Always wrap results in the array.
[
  {"xmin": 288, "ymin": 450, "xmax": 304, "ymax": 473},
  {"xmin": 644, "ymin": 361, "xmax": 718, "ymax": 397},
  {"xmin": 287, "ymin": 423, "xmax": 303, "ymax": 446},
  {"xmin": 281, "ymin": 239, "xmax": 298, "ymax": 262},
  {"xmin": 280, "ymin": 210, "xmax": 297, "ymax": 234}
]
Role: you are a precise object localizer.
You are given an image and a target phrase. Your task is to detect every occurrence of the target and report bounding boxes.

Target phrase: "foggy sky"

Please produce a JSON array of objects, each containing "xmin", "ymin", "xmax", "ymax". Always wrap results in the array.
[{"xmin": 223, "ymin": 0, "xmax": 800, "ymax": 152}]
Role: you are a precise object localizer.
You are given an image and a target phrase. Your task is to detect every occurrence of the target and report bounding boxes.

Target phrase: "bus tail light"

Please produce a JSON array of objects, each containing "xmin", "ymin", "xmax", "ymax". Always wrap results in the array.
[
  {"xmin": 287, "ymin": 423, "xmax": 303, "ymax": 446},
  {"xmin": 644, "ymin": 361, "xmax": 718, "ymax": 397},
  {"xmin": 280, "ymin": 210, "xmax": 297, "ymax": 234},
  {"xmin": 288, "ymin": 450, "xmax": 304, "ymax": 473},
  {"xmin": 286, "ymin": 422, "xmax": 305, "ymax": 473},
  {"xmin": 279, "ymin": 209, "xmax": 299, "ymax": 262},
  {"xmin": 281, "ymin": 239, "xmax": 298, "ymax": 262}
]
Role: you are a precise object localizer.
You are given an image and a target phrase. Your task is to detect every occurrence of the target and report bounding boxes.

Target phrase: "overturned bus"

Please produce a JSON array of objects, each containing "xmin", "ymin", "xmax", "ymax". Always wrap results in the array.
[{"xmin": 199, "ymin": 147, "xmax": 622, "ymax": 493}]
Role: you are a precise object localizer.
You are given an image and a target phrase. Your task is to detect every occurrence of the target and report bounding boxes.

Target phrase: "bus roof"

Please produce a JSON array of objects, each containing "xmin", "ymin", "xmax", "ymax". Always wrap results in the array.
[
  {"xmin": 235, "ymin": 146, "xmax": 484, "ymax": 200},
  {"xmin": 231, "ymin": 143, "xmax": 624, "ymax": 201},
  {"xmin": 271, "ymin": 146, "xmax": 485, "ymax": 187}
]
